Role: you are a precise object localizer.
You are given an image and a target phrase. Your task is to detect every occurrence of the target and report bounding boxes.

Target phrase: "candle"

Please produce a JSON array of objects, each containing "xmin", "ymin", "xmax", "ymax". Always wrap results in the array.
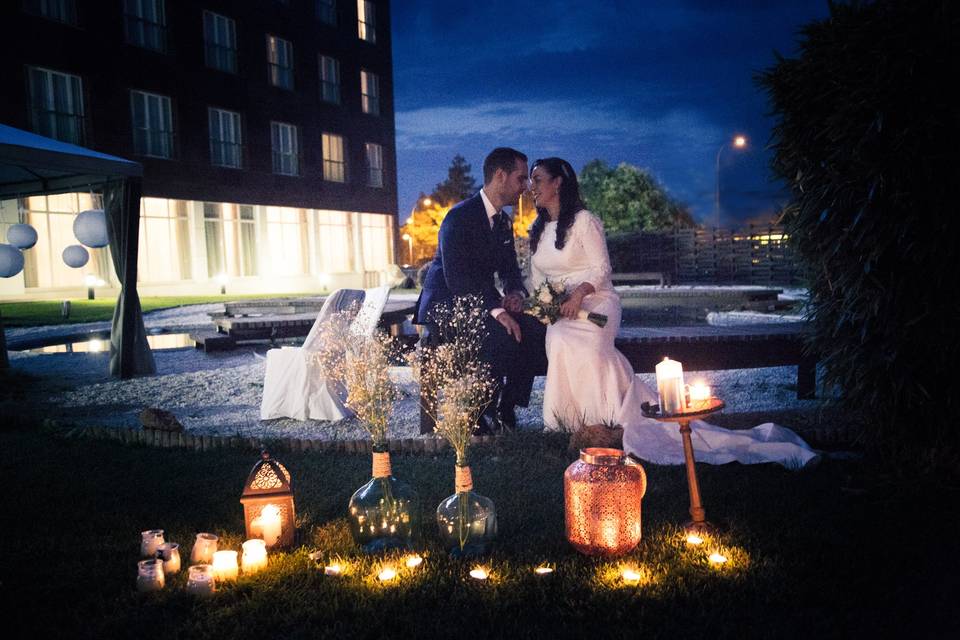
[
  {"xmin": 190, "ymin": 533, "xmax": 218, "ymax": 564},
  {"xmin": 534, "ymin": 566, "xmax": 554, "ymax": 575},
  {"xmin": 241, "ymin": 539, "xmax": 268, "ymax": 575},
  {"xmin": 469, "ymin": 567, "xmax": 488, "ymax": 580},
  {"xmin": 405, "ymin": 555, "xmax": 423, "ymax": 569},
  {"xmin": 259, "ymin": 505, "xmax": 282, "ymax": 548},
  {"xmin": 621, "ymin": 567, "xmax": 642, "ymax": 584},
  {"xmin": 157, "ymin": 542, "xmax": 181, "ymax": 574},
  {"xmin": 324, "ymin": 563, "xmax": 343, "ymax": 576},
  {"xmin": 655, "ymin": 357, "xmax": 685, "ymax": 414},
  {"xmin": 136, "ymin": 558, "xmax": 165, "ymax": 592},
  {"xmin": 709, "ymin": 552, "xmax": 728, "ymax": 565},
  {"xmin": 212, "ymin": 550, "xmax": 239, "ymax": 582},
  {"xmin": 685, "ymin": 534, "xmax": 704, "ymax": 546},
  {"xmin": 378, "ymin": 567, "xmax": 397, "ymax": 582},
  {"xmin": 186, "ymin": 564, "xmax": 215, "ymax": 596},
  {"xmin": 689, "ymin": 382, "xmax": 711, "ymax": 408},
  {"xmin": 140, "ymin": 529, "xmax": 164, "ymax": 558}
]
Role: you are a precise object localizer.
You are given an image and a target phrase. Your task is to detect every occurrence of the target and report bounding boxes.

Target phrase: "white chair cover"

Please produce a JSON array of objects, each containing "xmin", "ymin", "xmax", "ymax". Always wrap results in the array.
[{"xmin": 260, "ymin": 286, "xmax": 391, "ymax": 421}]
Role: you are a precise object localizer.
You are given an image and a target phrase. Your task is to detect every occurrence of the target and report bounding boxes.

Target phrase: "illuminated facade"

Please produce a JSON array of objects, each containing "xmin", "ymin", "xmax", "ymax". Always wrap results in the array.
[{"xmin": 0, "ymin": 0, "xmax": 397, "ymax": 297}]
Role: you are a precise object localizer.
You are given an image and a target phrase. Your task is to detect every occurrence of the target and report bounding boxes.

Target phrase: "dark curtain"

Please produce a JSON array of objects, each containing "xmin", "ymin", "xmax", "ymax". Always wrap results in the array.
[{"xmin": 104, "ymin": 177, "xmax": 156, "ymax": 378}]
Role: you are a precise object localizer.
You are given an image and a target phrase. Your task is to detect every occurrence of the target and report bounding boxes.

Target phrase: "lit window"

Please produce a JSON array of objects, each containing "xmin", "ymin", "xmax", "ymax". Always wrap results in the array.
[
  {"xmin": 271, "ymin": 122, "xmax": 300, "ymax": 176},
  {"xmin": 365, "ymin": 143, "xmax": 383, "ymax": 188},
  {"xmin": 361, "ymin": 213, "xmax": 392, "ymax": 270},
  {"xmin": 26, "ymin": 66, "xmax": 85, "ymax": 144},
  {"xmin": 314, "ymin": 210, "xmax": 352, "ymax": 272},
  {"xmin": 203, "ymin": 203, "xmax": 258, "ymax": 278},
  {"xmin": 316, "ymin": 0, "xmax": 336, "ymax": 25},
  {"xmin": 265, "ymin": 206, "xmax": 308, "ymax": 276},
  {"xmin": 357, "ymin": 0, "xmax": 375, "ymax": 43},
  {"xmin": 204, "ymin": 11, "xmax": 238, "ymax": 73},
  {"xmin": 208, "ymin": 108, "xmax": 242, "ymax": 168},
  {"xmin": 139, "ymin": 198, "xmax": 190, "ymax": 282},
  {"xmin": 130, "ymin": 91, "xmax": 174, "ymax": 158},
  {"xmin": 361, "ymin": 70, "xmax": 379, "ymax": 115},
  {"xmin": 124, "ymin": 0, "xmax": 167, "ymax": 52},
  {"xmin": 319, "ymin": 55, "xmax": 341, "ymax": 104},
  {"xmin": 266, "ymin": 35, "xmax": 294, "ymax": 90},
  {"xmin": 23, "ymin": 0, "xmax": 77, "ymax": 24},
  {"xmin": 322, "ymin": 133, "xmax": 346, "ymax": 183}
]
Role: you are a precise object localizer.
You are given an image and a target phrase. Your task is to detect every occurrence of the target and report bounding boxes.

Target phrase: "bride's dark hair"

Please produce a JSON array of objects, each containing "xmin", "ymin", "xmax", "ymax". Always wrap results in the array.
[{"xmin": 528, "ymin": 158, "xmax": 585, "ymax": 254}]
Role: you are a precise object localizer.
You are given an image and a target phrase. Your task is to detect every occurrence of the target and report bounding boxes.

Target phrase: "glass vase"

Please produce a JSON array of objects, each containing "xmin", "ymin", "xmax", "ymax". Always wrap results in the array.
[
  {"xmin": 436, "ymin": 464, "xmax": 497, "ymax": 557},
  {"xmin": 348, "ymin": 451, "xmax": 421, "ymax": 553}
]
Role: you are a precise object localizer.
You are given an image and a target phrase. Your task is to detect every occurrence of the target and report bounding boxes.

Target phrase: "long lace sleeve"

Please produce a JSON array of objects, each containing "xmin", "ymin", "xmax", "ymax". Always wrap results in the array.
[
  {"xmin": 527, "ymin": 258, "xmax": 545, "ymax": 292},
  {"xmin": 574, "ymin": 210, "xmax": 613, "ymax": 291}
]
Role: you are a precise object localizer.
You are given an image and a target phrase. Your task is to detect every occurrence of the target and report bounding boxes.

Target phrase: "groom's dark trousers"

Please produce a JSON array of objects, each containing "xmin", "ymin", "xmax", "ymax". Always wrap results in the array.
[{"xmin": 415, "ymin": 192, "xmax": 547, "ymax": 432}]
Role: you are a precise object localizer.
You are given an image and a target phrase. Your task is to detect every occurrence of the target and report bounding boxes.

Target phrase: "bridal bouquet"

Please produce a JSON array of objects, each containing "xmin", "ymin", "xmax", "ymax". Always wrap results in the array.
[{"xmin": 524, "ymin": 279, "xmax": 608, "ymax": 328}]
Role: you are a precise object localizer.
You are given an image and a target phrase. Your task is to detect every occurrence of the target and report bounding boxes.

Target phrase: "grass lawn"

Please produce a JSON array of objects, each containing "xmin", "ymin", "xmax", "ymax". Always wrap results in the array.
[
  {"xmin": 0, "ymin": 294, "xmax": 321, "ymax": 327},
  {"xmin": 1, "ymin": 426, "xmax": 955, "ymax": 639}
]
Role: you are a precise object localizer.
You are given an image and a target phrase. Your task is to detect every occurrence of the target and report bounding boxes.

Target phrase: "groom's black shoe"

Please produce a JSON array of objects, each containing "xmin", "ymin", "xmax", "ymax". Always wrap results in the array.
[{"xmin": 497, "ymin": 403, "xmax": 517, "ymax": 432}]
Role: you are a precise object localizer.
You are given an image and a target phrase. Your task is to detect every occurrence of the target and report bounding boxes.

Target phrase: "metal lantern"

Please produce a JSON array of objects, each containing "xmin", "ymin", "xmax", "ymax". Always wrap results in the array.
[
  {"xmin": 240, "ymin": 450, "xmax": 296, "ymax": 548},
  {"xmin": 73, "ymin": 209, "xmax": 109, "ymax": 248},
  {"xmin": 564, "ymin": 448, "xmax": 647, "ymax": 557}
]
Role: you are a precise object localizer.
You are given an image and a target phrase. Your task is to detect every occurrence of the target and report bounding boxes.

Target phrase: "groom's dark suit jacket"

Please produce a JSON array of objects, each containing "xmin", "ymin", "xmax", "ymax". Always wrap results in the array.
[{"xmin": 415, "ymin": 192, "xmax": 526, "ymax": 323}]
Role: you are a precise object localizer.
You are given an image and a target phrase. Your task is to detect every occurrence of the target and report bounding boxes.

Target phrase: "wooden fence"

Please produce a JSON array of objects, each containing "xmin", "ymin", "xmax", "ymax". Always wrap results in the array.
[{"xmin": 607, "ymin": 224, "xmax": 803, "ymax": 286}]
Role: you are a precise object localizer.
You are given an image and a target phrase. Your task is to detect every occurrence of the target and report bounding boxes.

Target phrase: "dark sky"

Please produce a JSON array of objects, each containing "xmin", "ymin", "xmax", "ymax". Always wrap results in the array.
[{"xmin": 390, "ymin": 0, "xmax": 830, "ymax": 226}]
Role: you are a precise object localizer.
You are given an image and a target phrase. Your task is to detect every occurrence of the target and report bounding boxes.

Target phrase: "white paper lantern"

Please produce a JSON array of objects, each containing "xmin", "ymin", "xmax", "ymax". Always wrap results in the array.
[
  {"xmin": 74, "ymin": 209, "xmax": 109, "ymax": 248},
  {"xmin": 63, "ymin": 244, "xmax": 90, "ymax": 268},
  {"xmin": 7, "ymin": 223, "xmax": 38, "ymax": 250},
  {"xmin": 0, "ymin": 244, "xmax": 25, "ymax": 278}
]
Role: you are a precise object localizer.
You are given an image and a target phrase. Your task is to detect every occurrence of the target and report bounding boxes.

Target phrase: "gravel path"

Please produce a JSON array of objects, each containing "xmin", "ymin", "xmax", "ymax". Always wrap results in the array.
[{"xmin": 7, "ymin": 296, "xmax": 828, "ymax": 440}]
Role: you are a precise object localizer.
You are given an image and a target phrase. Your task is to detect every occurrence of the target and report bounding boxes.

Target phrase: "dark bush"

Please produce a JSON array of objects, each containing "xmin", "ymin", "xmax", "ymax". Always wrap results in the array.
[{"xmin": 757, "ymin": 1, "xmax": 958, "ymax": 459}]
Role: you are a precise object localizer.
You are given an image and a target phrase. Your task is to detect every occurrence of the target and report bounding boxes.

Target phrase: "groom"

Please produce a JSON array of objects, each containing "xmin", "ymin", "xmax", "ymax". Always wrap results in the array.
[{"xmin": 415, "ymin": 147, "xmax": 548, "ymax": 434}]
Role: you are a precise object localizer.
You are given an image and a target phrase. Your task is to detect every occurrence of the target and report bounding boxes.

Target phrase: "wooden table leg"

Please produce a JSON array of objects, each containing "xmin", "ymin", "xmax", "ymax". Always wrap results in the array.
[{"xmin": 678, "ymin": 418, "xmax": 712, "ymax": 532}]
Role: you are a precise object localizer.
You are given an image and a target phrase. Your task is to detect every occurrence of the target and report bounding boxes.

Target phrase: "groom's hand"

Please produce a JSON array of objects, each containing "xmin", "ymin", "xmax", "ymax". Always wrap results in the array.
[
  {"xmin": 494, "ymin": 309, "xmax": 522, "ymax": 342},
  {"xmin": 502, "ymin": 292, "xmax": 524, "ymax": 314}
]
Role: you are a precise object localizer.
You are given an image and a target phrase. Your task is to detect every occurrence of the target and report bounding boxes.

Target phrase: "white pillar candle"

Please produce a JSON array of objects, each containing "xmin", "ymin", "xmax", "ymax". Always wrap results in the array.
[
  {"xmin": 157, "ymin": 542, "xmax": 181, "ymax": 575},
  {"xmin": 186, "ymin": 564, "xmax": 216, "ymax": 596},
  {"xmin": 190, "ymin": 533, "xmax": 218, "ymax": 564},
  {"xmin": 212, "ymin": 550, "xmax": 239, "ymax": 582},
  {"xmin": 241, "ymin": 539, "xmax": 268, "ymax": 575},
  {"xmin": 136, "ymin": 558, "xmax": 165, "ymax": 592},
  {"xmin": 655, "ymin": 357, "xmax": 685, "ymax": 414},
  {"xmin": 259, "ymin": 505, "xmax": 282, "ymax": 548},
  {"xmin": 140, "ymin": 529, "xmax": 164, "ymax": 558}
]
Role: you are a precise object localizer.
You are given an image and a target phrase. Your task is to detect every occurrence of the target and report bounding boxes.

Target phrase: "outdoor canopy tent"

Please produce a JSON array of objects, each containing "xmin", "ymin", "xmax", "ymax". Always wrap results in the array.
[{"xmin": 0, "ymin": 123, "xmax": 156, "ymax": 378}]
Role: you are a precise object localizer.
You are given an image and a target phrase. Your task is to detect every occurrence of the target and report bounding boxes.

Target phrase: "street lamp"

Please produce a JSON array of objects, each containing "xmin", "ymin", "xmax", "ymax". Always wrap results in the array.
[
  {"xmin": 401, "ymin": 233, "xmax": 413, "ymax": 265},
  {"xmin": 715, "ymin": 134, "xmax": 748, "ymax": 229}
]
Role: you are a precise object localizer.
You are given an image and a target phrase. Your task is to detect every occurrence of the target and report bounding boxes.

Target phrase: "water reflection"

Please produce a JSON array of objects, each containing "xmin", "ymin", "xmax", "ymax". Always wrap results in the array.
[{"xmin": 27, "ymin": 333, "xmax": 193, "ymax": 354}]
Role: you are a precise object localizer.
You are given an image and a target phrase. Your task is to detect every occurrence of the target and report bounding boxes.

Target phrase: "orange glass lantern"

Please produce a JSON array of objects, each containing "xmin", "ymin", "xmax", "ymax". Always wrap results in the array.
[
  {"xmin": 564, "ymin": 448, "xmax": 647, "ymax": 557},
  {"xmin": 240, "ymin": 450, "xmax": 296, "ymax": 548}
]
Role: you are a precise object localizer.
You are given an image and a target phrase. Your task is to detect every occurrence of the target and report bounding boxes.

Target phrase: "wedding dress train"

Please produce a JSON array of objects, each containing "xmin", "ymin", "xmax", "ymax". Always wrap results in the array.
[{"xmin": 532, "ymin": 210, "xmax": 817, "ymax": 469}]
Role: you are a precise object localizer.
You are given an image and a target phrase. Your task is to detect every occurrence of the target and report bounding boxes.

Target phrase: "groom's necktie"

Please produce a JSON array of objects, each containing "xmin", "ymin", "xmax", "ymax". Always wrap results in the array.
[{"xmin": 491, "ymin": 211, "xmax": 503, "ymax": 231}]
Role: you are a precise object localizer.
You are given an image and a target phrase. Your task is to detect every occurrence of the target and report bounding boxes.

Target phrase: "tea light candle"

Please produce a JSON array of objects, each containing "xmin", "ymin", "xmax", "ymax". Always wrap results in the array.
[
  {"xmin": 259, "ymin": 504, "xmax": 282, "ymax": 548},
  {"xmin": 140, "ymin": 529, "xmax": 164, "ymax": 558},
  {"xmin": 212, "ymin": 550, "xmax": 239, "ymax": 582},
  {"xmin": 534, "ymin": 566, "xmax": 554, "ymax": 575},
  {"xmin": 241, "ymin": 539, "xmax": 268, "ymax": 575},
  {"xmin": 378, "ymin": 567, "xmax": 397, "ymax": 582},
  {"xmin": 469, "ymin": 567, "xmax": 488, "ymax": 580},
  {"xmin": 136, "ymin": 558, "xmax": 165, "ymax": 592},
  {"xmin": 190, "ymin": 533, "xmax": 218, "ymax": 564},
  {"xmin": 708, "ymin": 552, "xmax": 728, "ymax": 565},
  {"xmin": 685, "ymin": 534, "xmax": 704, "ymax": 546},
  {"xmin": 186, "ymin": 564, "xmax": 215, "ymax": 596},
  {"xmin": 157, "ymin": 542, "xmax": 181, "ymax": 574},
  {"xmin": 689, "ymin": 382, "xmax": 711, "ymax": 406},
  {"xmin": 655, "ymin": 357, "xmax": 685, "ymax": 414},
  {"xmin": 324, "ymin": 563, "xmax": 344, "ymax": 576},
  {"xmin": 405, "ymin": 555, "xmax": 423, "ymax": 569},
  {"xmin": 621, "ymin": 567, "xmax": 642, "ymax": 583}
]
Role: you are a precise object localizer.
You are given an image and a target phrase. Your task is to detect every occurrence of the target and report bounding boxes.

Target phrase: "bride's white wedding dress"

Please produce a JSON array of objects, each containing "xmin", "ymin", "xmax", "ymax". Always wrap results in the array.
[{"xmin": 531, "ymin": 209, "xmax": 818, "ymax": 469}]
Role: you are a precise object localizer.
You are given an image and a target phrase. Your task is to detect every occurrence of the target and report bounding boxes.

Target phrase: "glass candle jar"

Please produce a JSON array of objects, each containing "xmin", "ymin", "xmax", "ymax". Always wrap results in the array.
[
  {"xmin": 157, "ymin": 542, "xmax": 181, "ymax": 575},
  {"xmin": 212, "ymin": 550, "xmax": 239, "ymax": 582},
  {"xmin": 190, "ymin": 533, "xmax": 218, "ymax": 564},
  {"xmin": 186, "ymin": 564, "xmax": 215, "ymax": 596},
  {"xmin": 140, "ymin": 529, "xmax": 164, "ymax": 558},
  {"xmin": 241, "ymin": 539, "xmax": 268, "ymax": 575},
  {"xmin": 136, "ymin": 558, "xmax": 165, "ymax": 592}
]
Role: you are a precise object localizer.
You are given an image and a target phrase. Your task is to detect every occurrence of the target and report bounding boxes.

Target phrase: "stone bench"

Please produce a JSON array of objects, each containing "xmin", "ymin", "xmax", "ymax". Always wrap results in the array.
[{"xmin": 612, "ymin": 271, "xmax": 666, "ymax": 286}]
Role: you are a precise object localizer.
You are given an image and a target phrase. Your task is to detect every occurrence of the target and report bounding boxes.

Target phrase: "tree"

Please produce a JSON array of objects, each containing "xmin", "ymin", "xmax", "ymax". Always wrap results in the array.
[
  {"xmin": 579, "ymin": 160, "xmax": 693, "ymax": 232},
  {"xmin": 758, "ymin": 0, "xmax": 956, "ymax": 461},
  {"xmin": 398, "ymin": 196, "xmax": 451, "ymax": 265},
  {"xmin": 431, "ymin": 154, "xmax": 477, "ymax": 205}
]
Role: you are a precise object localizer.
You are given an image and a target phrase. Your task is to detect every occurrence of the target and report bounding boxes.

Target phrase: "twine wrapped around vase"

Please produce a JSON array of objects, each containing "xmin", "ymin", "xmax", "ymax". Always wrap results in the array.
[
  {"xmin": 455, "ymin": 465, "xmax": 473, "ymax": 493},
  {"xmin": 372, "ymin": 451, "xmax": 392, "ymax": 478}
]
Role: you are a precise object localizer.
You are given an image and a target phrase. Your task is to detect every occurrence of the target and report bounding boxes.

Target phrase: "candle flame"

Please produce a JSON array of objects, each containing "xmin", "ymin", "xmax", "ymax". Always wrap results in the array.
[{"xmin": 534, "ymin": 566, "xmax": 553, "ymax": 575}]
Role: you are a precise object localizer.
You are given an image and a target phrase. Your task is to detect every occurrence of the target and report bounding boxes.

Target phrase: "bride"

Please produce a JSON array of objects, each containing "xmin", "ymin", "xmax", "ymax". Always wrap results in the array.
[{"xmin": 527, "ymin": 157, "xmax": 817, "ymax": 468}]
